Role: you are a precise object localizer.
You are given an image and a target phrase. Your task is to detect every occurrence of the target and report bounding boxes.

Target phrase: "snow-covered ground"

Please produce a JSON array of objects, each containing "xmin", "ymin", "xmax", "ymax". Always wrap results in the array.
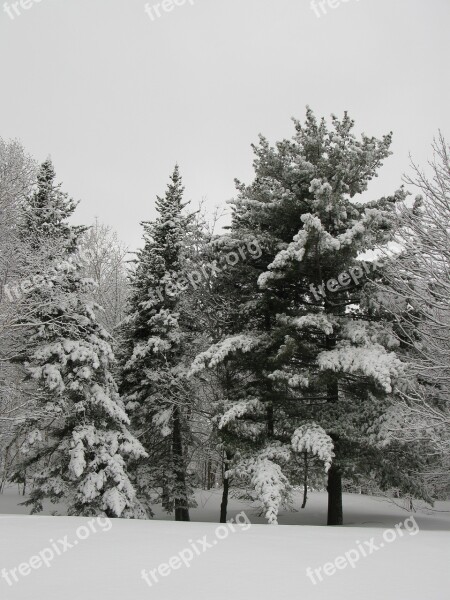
[{"xmin": 1, "ymin": 487, "xmax": 449, "ymax": 599}]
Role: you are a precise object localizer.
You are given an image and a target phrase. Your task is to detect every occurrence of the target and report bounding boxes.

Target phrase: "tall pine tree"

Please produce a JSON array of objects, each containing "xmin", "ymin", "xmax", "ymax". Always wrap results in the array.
[
  {"xmin": 13, "ymin": 159, "xmax": 147, "ymax": 518},
  {"xmin": 190, "ymin": 110, "xmax": 429, "ymax": 524},
  {"xmin": 120, "ymin": 166, "xmax": 195, "ymax": 521}
]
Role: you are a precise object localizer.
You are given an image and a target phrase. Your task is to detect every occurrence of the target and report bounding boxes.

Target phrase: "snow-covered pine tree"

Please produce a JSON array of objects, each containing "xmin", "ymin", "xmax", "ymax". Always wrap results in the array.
[
  {"xmin": 120, "ymin": 165, "xmax": 195, "ymax": 521},
  {"xmin": 22, "ymin": 159, "xmax": 83, "ymax": 250},
  {"xmin": 12, "ymin": 159, "xmax": 147, "ymax": 518},
  {"xmin": 190, "ymin": 110, "xmax": 429, "ymax": 524}
]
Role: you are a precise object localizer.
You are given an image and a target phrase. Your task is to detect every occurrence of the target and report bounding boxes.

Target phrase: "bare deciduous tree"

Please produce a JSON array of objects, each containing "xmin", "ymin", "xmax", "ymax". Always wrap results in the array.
[
  {"xmin": 80, "ymin": 218, "xmax": 129, "ymax": 332},
  {"xmin": 378, "ymin": 134, "xmax": 450, "ymax": 497}
]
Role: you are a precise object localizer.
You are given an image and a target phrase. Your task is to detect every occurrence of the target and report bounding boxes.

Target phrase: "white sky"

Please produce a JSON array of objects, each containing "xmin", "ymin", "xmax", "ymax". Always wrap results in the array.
[{"xmin": 0, "ymin": 0, "xmax": 449, "ymax": 250}]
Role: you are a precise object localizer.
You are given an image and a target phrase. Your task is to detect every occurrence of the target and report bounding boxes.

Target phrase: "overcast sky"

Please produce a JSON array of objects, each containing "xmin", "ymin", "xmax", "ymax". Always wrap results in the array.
[{"xmin": 0, "ymin": 0, "xmax": 449, "ymax": 250}]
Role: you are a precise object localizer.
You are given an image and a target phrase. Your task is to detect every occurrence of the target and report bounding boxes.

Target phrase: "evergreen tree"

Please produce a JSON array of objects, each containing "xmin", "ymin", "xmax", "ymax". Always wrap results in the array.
[
  {"xmin": 13, "ymin": 160, "xmax": 147, "ymax": 518},
  {"xmin": 22, "ymin": 158, "xmax": 83, "ymax": 251},
  {"xmin": 120, "ymin": 166, "xmax": 195, "ymax": 521},
  {"xmin": 190, "ymin": 110, "xmax": 429, "ymax": 524}
]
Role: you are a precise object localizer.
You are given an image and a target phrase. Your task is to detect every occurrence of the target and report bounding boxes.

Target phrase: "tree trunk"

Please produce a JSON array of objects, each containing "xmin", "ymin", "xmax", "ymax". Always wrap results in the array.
[
  {"xmin": 220, "ymin": 450, "xmax": 231, "ymax": 523},
  {"xmin": 220, "ymin": 473, "xmax": 229, "ymax": 523},
  {"xmin": 207, "ymin": 459, "xmax": 212, "ymax": 490},
  {"xmin": 301, "ymin": 452, "xmax": 308, "ymax": 509},
  {"xmin": 327, "ymin": 463, "xmax": 343, "ymax": 525},
  {"xmin": 266, "ymin": 404, "xmax": 274, "ymax": 438},
  {"xmin": 162, "ymin": 481, "xmax": 171, "ymax": 512},
  {"xmin": 325, "ymin": 325, "xmax": 343, "ymax": 525},
  {"xmin": 173, "ymin": 407, "xmax": 190, "ymax": 522},
  {"xmin": 174, "ymin": 502, "xmax": 190, "ymax": 521}
]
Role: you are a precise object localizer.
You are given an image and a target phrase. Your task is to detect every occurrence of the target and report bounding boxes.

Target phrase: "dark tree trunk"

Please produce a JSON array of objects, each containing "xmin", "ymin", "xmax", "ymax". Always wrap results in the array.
[
  {"xmin": 327, "ymin": 463, "xmax": 343, "ymax": 525},
  {"xmin": 266, "ymin": 404, "xmax": 274, "ymax": 438},
  {"xmin": 325, "ymin": 324, "xmax": 343, "ymax": 525},
  {"xmin": 301, "ymin": 452, "xmax": 308, "ymax": 509},
  {"xmin": 174, "ymin": 503, "xmax": 190, "ymax": 521},
  {"xmin": 173, "ymin": 407, "xmax": 190, "ymax": 522},
  {"xmin": 220, "ymin": 473, "xmax": 229, "ymax": 523},
  {"xmin": 207, "ymin": 459, "xmax": 212, "ymax": 490},
  {"xmin": 220, "ymin": 450, "xmax": 232, "ymax": 523},
  {"xmin": 162, "ymin": 481, "xmax": 171, "ymax": 512}
]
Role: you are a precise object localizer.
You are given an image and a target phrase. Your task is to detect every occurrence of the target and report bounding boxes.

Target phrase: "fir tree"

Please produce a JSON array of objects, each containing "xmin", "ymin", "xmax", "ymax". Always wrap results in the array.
[
  {"xmin": 22, "ymin": 158, "xmax": 83, "ymax": 251},
  {"xmin": 120, "ymin": 166, "xmax": 195, "ymax": 521},
  {"xmin": 13, "ymin": 160, "xmax": 147, "ymax": 518}
]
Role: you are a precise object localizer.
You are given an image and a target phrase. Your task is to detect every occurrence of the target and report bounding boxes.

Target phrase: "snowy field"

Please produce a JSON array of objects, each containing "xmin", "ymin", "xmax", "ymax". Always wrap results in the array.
[{"xmin": 1, "ymin": 487, "xmax": 449, "ymax": 600}]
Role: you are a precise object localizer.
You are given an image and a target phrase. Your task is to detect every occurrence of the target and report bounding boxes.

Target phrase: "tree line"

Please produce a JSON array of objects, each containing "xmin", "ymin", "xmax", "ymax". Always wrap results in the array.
[{"xmin": 0, "ymin": 110, "xmax": 448, "ymax": 525}]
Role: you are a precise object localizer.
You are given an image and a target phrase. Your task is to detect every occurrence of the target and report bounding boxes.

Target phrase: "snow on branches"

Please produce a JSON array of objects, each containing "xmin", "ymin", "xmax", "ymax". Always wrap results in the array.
[
  {"xmin": 218, "ymin": 398, "xmax": 264, "ymax": 429},
  {"xmin": 277, "ymin": 313, "xmax": 336, "ymax": 336},
  {"xmin": 317, "ymin": 342, "xmax": 403, "ymax": 393},
  {"xmin": 189, "ymin": 334, "xmax": 264, "ymax": 376},
  {"xmin": 291, "ymin": 423, "xmax": 334, "ymax": 472},
  {"xmin": 233, "ymin": 443, "xmax": 292, "ymax": 524}
]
